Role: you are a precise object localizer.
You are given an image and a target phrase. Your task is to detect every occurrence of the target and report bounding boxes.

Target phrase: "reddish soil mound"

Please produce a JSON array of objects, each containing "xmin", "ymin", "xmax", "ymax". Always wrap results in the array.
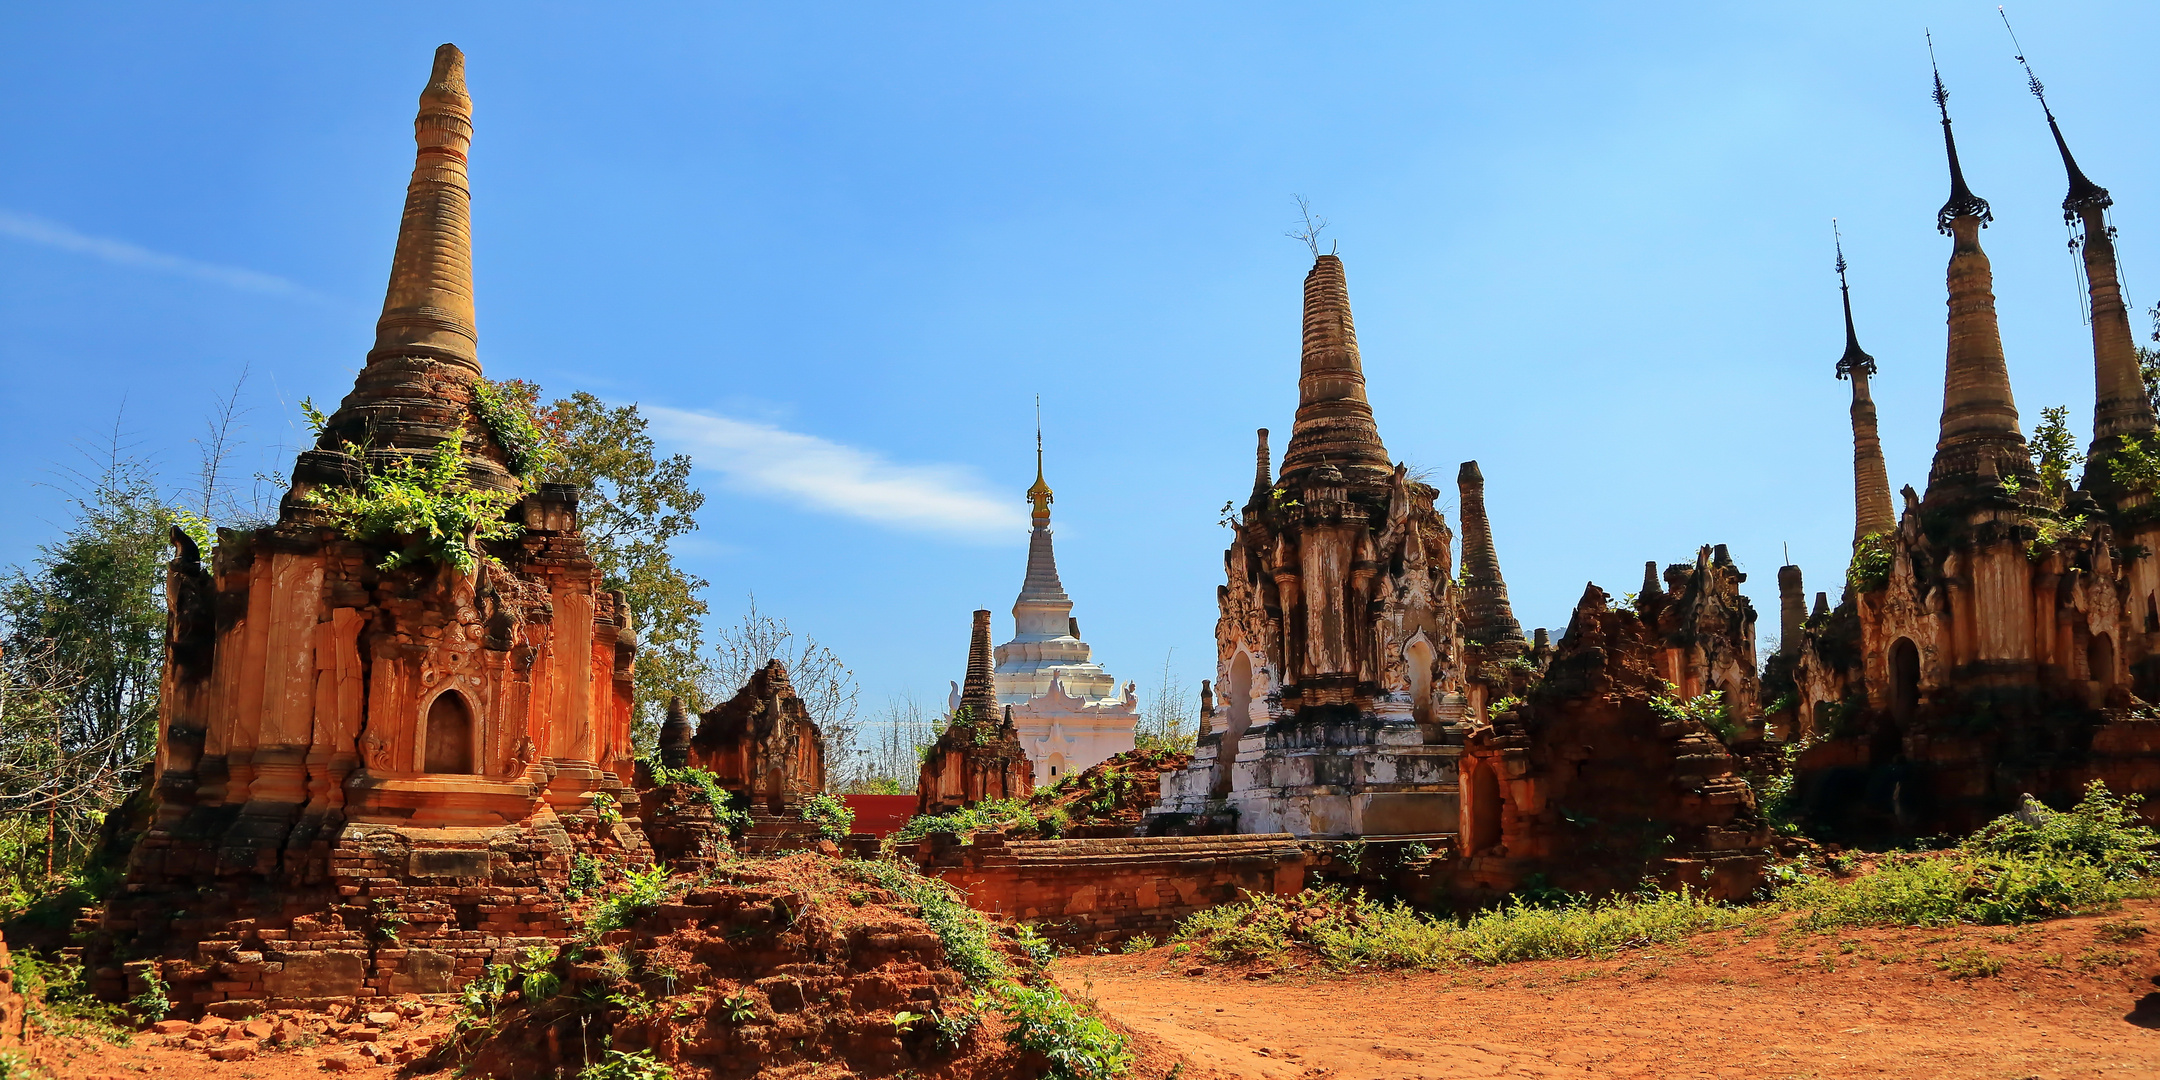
[
  {"xmin": 1062, "ymin": 899, "xmax": 2160, "ymax": 1079},
  {"xmin": 1032, "ymin": 746, "xmax": 1192, "ymax": 829},
  {"xmin": 443, "ymin": 853, "xmax": 1035, "ymax": 1079}
]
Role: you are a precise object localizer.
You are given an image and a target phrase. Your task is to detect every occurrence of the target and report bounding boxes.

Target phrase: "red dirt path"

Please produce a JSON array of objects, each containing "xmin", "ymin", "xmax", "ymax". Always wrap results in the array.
[{"xmin": 1060, "ymin": 900, "xmax": 2160, "ymax": 1080}]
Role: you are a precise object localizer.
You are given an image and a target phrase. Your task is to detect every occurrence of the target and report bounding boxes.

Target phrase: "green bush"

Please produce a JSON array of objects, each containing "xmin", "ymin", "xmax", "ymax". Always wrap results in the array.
[
  {"xmin": 1173, "ymin": 885, "xmax": 1748, "ymax": 969},
  {"xmin": 1774, "ymin": 781, "xmax": 2158, "ymax": 929},
  {"xmin": 802, "ymin": 792, "xmax": 857, "ymax": 840},
  {"xmin": 649, "ymin": 764, "xmax": 754, "ymax": 838},
  {"xmin": 470, "ymin": 377, "xmax": 561, "ymax": 482},
  {"xmin": 893, "ymin": 798, "xmax": 1041, "ymax": 845},
  {"xmin": 578, "ymin": 1048, "xmax": 675, "ymax": 1080},
  {"xmin": 304, "ymin": 428, "xmax": 522, "ymax": 576},
  {"xmin": 1847, "ymin": 532, "xmax": 1895, "ymax": 593},
  {"xmin": 840, "ymin": 860, "xmax": 1130, "ymax": 1077},
  {"xmin": 999, "ymin": 983, "xmax": 1134, "ymax": 1080},
  {"xmin": 8, "ymin": 951, "xmax": 132, "ymax": 1044},
  {"xmin": 587, "ymin": 865, "xmax": 675, "ymax": 935}
]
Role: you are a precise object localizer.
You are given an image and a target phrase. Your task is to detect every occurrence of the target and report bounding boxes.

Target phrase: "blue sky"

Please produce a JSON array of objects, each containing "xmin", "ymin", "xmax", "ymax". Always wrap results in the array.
[{"xmin": 5, "ymin": 2, "xmax": 2159, "ymax": 725}]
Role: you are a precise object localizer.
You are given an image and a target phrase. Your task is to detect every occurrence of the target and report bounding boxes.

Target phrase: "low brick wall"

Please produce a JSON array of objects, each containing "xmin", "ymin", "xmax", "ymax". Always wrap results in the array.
[{"xmin": 914, "ymin": 832, "xmax": 1306, "ymax": 946}]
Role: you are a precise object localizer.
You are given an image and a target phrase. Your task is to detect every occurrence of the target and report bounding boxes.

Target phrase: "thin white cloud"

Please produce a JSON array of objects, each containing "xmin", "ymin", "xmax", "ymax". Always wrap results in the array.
[
  {"xmin": 0, "ymin": 209, "xmax": 322, "ymax": 299},
  {"xmin": 646, "ymin": 405, "xmax": 1028, "ymax": 539}
]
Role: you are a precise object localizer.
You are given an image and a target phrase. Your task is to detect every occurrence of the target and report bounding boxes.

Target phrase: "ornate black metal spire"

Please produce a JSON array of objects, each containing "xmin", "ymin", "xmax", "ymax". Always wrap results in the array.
[
  {"xmin": 1930, "ymin": 33, "xmax": 1993, "ymax": 235},
  {"xmin": 1832, "ymin": 220, "xmax": 1877, "ymax": 380},
  {"xmin": 1999, "ymin": 8, "xmax": 2111, "ymax": 220}
]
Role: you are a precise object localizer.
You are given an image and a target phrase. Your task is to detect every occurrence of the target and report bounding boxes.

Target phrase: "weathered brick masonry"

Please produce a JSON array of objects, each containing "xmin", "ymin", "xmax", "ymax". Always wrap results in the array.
[{"xmin": 914, "ymin": 833, "xmax": 1306, "ymax": 946}]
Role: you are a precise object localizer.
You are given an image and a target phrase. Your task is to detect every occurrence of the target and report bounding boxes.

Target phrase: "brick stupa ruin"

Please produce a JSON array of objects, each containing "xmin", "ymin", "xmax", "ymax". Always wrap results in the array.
[
  {"xmin": 92, "ymin": 45, "xmax": 650, "ymax": 1012},
  {"xmin": 1787, "ymin": 57, "xmax": 2160, "ymax": 835}
]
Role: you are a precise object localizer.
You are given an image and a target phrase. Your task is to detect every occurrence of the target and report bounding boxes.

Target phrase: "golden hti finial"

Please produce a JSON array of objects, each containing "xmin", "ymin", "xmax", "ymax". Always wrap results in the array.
[{"xmin": 1027, "ymin": 395, "xmax": 1054, "ymax": 521}]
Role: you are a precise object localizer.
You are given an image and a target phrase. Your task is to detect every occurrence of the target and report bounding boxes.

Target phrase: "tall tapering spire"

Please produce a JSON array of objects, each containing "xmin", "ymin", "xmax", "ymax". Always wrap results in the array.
[
  {"xmin": 1834, "ymin": 223, "xmax": 1899, "ymax": 540},
  {"xmin": 1251, "ymin": 428, "xmax": 1272, "ymax": 501},
  {"xmin": 1278, "ymin": 255, "xmax": 1392, "ymax": 485},
  {"xmin": 1924, "ymin": 42, "xmax": 2032, "ymax": 505},
  {"xmin": 1457, "ymin": 461, "xmax": 1526, "ymax": 653},
  {"xmin": 1012, "ymin": 423, "xmax": 1071, "ymax": 641},
  {"xmin": 958, "ymin": 610, "xmax": 1002, "ymax": 726},
  {"xmin": 2000, "ymin": 12, "xmax": 2155, "ymax": 455},
  {"xmin": 1931, "ymin": 35, "xmax": 1994, "ymax": 236},
  {"xmin": 290, "ymin": 43, "xmax": 515, "ymax": 508}
]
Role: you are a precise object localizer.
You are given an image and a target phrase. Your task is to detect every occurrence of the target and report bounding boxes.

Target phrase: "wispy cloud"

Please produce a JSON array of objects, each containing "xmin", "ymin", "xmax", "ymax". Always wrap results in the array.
[
  {"xmin": 0, "ymin": 209, "xmax": 323, "ymax": 299},
  {"xmin": 646, "ymin": 405, "xmax": 1028, "ymax": 539}
]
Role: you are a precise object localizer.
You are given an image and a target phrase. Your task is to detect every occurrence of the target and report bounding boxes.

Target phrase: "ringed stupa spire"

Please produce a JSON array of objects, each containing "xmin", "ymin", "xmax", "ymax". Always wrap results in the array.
[
  {"xmin": 288, "ymin": 43, "xmax": 516, "ymax": 513},
  {"xmin": 1924, "ymin": 38, "xmax": 2033, "ymax": 505},
  {"xmin": 1457, "ymin": 461, "xmax": 1526, "ymax": 653},
  {"xmin": 1834, "ymin": 222, "xmax": 1898, "ymax": 542},
  {"xmin": 1999, "ymin": 10, "xmax": 2155, "ymax": 458},
  {"xmin": 1278, "ymin": 253, "xmax": 1392, "ymax": 485}
]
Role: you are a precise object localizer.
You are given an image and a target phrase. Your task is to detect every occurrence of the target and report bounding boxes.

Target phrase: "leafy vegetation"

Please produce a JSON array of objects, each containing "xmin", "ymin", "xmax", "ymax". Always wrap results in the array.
[
  {"xmin": 1648, "ymin": 686, "xmax": 1735, "ymax": 741},
  {"xmin": 647, "ymin": 764, "xmax": 754, "ymax": 838},
  {"xmin": 1175, "ymin": 884, "xmax": 1747, "ymax": 969},
  {"xmin": 801, "ymin": 792, "xmax": 856, "ymax": 840},
  {"xmin": 579, "ymin": 1048, "xmax": 676, "ymax": 1080},
  {"xmin": 8, "ymin": 950, "xmax": 132, "ymax": 1044},
  {"xmin": 468, "ymin": 377, "xmax": 560, "ymax": 482},
  {"xmin": 586, "ymin": 865, "xmax": 676, "ymax": 936},
  {"xmin": 2029, "ymin": 404, "xmax": 2079, "ymax": 504},
  {"xmin": 841, "ymin": 860, "xmax": 1131, "ymax": 1080},
  {"xmin": 1775, "ymin": 781, "xmax": 2154, "ymax": 929},
  {"xmin": 304, "ymin": 428, "xmax": 522, "ymax": 576},
  {"xmin": 1847, "ymin": 532, "xmax": 1895, "ymax": 593}
]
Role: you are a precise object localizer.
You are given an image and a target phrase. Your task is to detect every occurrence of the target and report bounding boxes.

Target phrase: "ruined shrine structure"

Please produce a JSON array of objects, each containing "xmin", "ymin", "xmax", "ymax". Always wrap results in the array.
[
  {"xmin": 918, "ymin": 611, "xmax": 1035, "ymax": 815},
  {"xmin": 677, "ymin": 660, "xmax": 827, "ymax": 851},
  {"xmin": 91, "ymin": 45, "xmax": 650, "ymax": 1013},
  {"xmin": 1788, "ymin": 62, "xmax": 2160, "ymax": 835},
  {"xmin": 991, "ymin": 441, "xmax": 1139, "ymax": 785},
  {"xmin": 1444, "ymin": 553, "xmax": 1773, "ymax": 903}
]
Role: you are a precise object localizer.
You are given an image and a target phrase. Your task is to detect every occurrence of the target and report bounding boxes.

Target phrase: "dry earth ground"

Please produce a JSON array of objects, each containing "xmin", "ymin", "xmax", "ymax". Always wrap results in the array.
[{"xmin": 1060, "ymin": 899, "xmax": 2160, "ymax": 1080}]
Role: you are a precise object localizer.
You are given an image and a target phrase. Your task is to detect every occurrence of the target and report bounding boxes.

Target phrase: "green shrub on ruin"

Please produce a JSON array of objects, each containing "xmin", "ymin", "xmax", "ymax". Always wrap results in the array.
[
  {"xmin": 469, "ymin": 377, "xmax": 561, "ymax": 482},
  {"xmin": 1846, "ymin": 532, "xmax": 1894, "ymax": 593},
  {"xmin": 801, "ymin": 792, "xmax": 856, "ymax": 840},
  {"xmin": 304, "ymin": 427, "xmax": 522, "ymax": 576},
  {"xmin": 1774, "ymin": 781, "xmax": 2158, "ymax": 930},
  {"xmin": 841, "ymin": 860, "xmax": 1131, "ymax": 1079}
]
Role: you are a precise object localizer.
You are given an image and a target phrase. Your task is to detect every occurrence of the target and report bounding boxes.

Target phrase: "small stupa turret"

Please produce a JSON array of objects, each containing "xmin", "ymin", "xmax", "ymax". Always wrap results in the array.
[
  {"xmin": 1834, "ymin": 224, "xmax": 1899, "ymax": 542},
  {"xmin": 1923, "ymin": 45, "xmax": 2035, "ymax": 507},
  {"xmin": 1778, "ymin": 564, "xmax": 1805, "ymax": 656},
  {"xmin": 958, "ymin": 609, "xmax": 1001, "ymax": 727},
  {"xmin": 1457, "ymin": 461, "xmax": 1526, "ymax": 653},
  {"xmin": 1279, "ymin": 255, "xmax": 1392, "ymax": 486}
]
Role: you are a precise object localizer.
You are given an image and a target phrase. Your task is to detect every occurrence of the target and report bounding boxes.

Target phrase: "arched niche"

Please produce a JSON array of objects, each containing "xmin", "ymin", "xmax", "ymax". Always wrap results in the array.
[
  {"xmin": 1212, "ymin": 650, "xmax": 1256, "ymax": 799},
  {"xmin": 422, "ymin": 689, "xmax": 477, "ymax": 775},
  {"xmin": 1889, "ymin": 638, "xmax": 1920, "ymax": 724},
  {"xmin": 2089, "ymin": 632, "xmax": 2116, "ymax": 688},
  {"xmin": 1403, "ymin": 633, "xmax": 1437, "ymax": 725}
]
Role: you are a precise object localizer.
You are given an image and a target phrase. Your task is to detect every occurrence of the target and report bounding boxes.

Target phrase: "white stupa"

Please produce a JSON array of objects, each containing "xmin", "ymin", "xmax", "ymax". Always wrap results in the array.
[{"xmin": 982, "ymin": 429, "xmax": 1138, "ymax": 783}]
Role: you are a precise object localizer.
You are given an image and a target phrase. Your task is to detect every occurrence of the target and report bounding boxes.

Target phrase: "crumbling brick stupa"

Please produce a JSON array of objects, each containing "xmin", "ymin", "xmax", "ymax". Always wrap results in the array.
[
  {"xmin": 90, "ymin": 45, "xmax": 649, "ymax": 1013},
  {"xmin": 918, "ymin": 610, "xmax": 1034, "ymax": 816},
  {"xmin": 1786, "ymin": 62, "xmax": 2160, "ymax": 838}
]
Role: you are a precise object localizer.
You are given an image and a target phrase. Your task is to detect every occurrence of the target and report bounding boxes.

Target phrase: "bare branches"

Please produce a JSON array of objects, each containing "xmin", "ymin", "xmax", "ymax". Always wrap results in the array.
[{"xmin": 1286, "ymin": 195, "xmax": 1336, "ymax": 258}]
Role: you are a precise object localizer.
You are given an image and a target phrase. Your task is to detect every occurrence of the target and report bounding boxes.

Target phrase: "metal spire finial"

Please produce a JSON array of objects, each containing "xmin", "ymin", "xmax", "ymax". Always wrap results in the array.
[
  {"xmin": 1027, "ymin": 394, "xmax": 1053, "ymax": 519},
  {"xmin": 1929, "ymin": 31, "xmax": 1993, "ymax": 235},
  {"xmin": 1998, "ymin": 6, "xmax": 2111, "ymax": 220},
  {"xmin": 1833, "ymin": 219, "xmax": 1877, "ymax": 381}
]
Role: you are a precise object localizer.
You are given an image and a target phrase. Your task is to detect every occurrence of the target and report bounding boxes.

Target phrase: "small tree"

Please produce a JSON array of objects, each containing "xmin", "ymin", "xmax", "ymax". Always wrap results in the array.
[
  {"xmin": 2029, "ymin": 405, "xmax": 2077, "ymax": 506},
  {"xmin": 1136, "ymin": 649, "xmax": 1196, "ymax": 754}
]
